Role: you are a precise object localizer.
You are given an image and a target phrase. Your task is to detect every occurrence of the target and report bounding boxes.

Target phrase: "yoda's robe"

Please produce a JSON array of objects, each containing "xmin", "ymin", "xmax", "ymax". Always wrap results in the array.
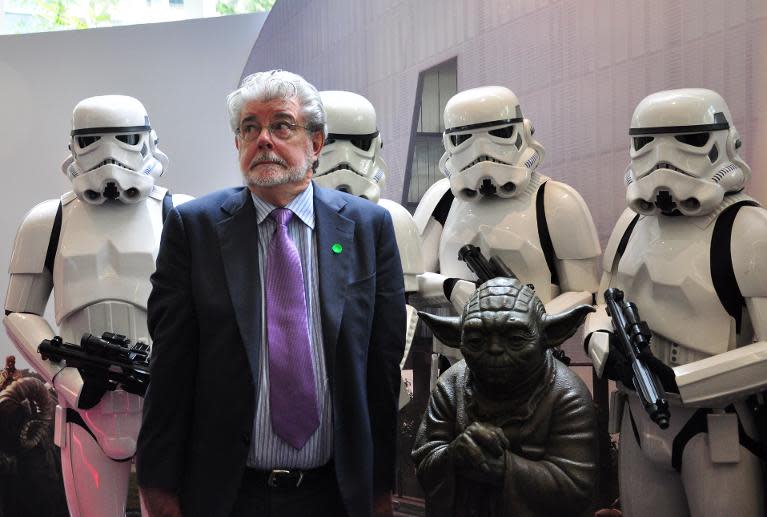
[{"xmin": 412, "ymin": 353, "xmax": 597, "ymax": 517}]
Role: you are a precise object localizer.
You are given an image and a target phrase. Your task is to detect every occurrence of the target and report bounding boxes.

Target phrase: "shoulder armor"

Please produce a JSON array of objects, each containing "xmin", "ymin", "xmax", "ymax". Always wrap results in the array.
[
  {"xmin": 696, "ymin": 191, "xmax": 756, "ymax": 230},
  {"xmin": 413, "ymin": 178, "xmax": 452, "ymax": 236},
  {"xmin": 61, "ymin": 190, "xmax": 77, "ymax": 205},
  {"xmin": 9, "ymin": 199, "xmax": 61, "ymax": 274},
  {"xmin": 172, "ymin": 193, "xmax": 194, "ymax": 207},
  {"xmin": 543, "ymin": 180, "xmax": 601, "ymax": 259},
  {"xmin": 150, "ymin": 185, "xmax": 193, "ymax": 208},
  {"xmin": 149, "ymin": 186, "xmax": 168, "ymax": 201},
  {"xmin": 601, "ymin": 208, "xmax": 641, "ymax": 274},
  {"xmin": 379, "ymin": 199, "xmax": 424, "ymax": 291},
  {"xmin": 732, "ymin": 204, "xmax": 767, "ymax": 298}
]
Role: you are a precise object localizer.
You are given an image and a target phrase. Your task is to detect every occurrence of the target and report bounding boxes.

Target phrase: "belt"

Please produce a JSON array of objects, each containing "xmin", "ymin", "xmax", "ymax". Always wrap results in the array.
[{"xmin": 245, "ymin": 461, "xmax": 334, "ymax": 489}]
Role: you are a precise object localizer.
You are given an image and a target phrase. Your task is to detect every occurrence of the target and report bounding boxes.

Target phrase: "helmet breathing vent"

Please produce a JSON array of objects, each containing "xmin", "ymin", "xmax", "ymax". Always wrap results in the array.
[
  {"xmin": 712, "ymin": 163, "xmax": 736, "ymax": 184},
  {"xmin": 515, "ymin": 132, "xmax": 523, "ymax": 150},
  {"xmin": 524, "ymin": 151, "xmax": 539, "ymax": 169},
  {"xmin": 479, "ymin": 179, "xmax": 497, "ymax": 196}
]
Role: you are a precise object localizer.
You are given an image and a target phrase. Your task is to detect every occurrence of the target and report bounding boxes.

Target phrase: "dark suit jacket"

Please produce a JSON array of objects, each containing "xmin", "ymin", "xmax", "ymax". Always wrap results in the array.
[{"xmin": 136, "ymin": 184, "xmax": 406, "ymax": 517}]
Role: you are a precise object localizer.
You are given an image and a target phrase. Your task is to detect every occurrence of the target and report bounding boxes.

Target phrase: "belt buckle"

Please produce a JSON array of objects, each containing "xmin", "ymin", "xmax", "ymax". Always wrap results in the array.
[{"xmin": 267, "ymin": 469, "xmax": 304, "ymax": 488}]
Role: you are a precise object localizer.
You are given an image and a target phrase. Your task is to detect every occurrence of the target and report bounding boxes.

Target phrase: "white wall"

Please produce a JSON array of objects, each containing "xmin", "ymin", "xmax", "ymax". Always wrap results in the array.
[{"xmin": 0, "ymin": 12, "xmax": 266, "ymax": 365}]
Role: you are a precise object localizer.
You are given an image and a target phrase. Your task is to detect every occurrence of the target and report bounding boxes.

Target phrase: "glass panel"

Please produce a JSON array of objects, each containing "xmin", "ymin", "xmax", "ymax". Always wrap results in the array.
[{"xmin": 402, "ymin": 58, "xmax": 457, "ymax": 210}]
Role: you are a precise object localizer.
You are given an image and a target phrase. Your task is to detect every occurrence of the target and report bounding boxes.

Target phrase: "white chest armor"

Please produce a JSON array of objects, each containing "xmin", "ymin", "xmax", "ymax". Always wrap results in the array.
[
  {"xmin": 439, "ymin": 174, "xmax": 557, "ymax": 303},
  {"xmin": 53, "ymin": 189, "xmax": 166, "ymax": 345},
  {"xmin": 615, "ymin": 195, "xmax": 754, "ymax": 365}
]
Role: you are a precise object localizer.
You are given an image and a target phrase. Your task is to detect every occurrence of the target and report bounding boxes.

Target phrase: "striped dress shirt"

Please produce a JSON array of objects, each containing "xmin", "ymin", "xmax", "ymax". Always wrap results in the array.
[{"xmin": 247, "ymin": 183, "xmax": 333, "ymax": 468}]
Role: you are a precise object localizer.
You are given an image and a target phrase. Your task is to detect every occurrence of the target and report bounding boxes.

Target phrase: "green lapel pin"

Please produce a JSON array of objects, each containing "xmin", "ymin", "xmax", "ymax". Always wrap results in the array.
[{"xmin": 331, "ymin": 243, "xmax": 343, "ymax": 254}]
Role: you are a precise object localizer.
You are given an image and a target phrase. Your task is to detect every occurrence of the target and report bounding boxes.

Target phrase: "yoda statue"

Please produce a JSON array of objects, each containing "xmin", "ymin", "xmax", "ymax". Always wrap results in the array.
[{"xmin": 412, "ymin": 277, "xmax": 597, "ymax": 517}]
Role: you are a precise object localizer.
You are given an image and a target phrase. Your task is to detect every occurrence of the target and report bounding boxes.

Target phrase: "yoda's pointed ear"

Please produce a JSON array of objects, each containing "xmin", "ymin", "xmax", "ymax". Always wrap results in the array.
[
  {"xmin": 542, "ymin": 304, "xmax": 595, "ymax": 348},
  {"xmin": 417, "ymin": 311, "xmax": 462, "ymax": 349}
]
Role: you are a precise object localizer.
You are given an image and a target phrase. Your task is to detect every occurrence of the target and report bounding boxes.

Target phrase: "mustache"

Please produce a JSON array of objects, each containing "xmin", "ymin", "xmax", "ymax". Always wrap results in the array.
[{"xmin": 249, "ymin": 153, "xmax": 287, "ymax": 169}]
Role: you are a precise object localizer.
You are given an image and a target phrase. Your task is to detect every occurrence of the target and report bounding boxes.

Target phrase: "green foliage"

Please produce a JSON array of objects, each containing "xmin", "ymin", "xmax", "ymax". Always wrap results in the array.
[
  {"xmin": 216, "ymin": 0, "xmax": 275, "ymax": 16},
  {"xmin": 4, "ymin": 0, "xmax": 274, "ymax": 34},
  {"xmin": 7, "ymin": 0, "xmax": 117, "ymax": 31}
]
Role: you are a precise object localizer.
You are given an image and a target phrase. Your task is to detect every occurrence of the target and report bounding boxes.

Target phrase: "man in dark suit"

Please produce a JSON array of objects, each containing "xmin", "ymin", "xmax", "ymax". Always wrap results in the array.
[{"xmin": 136, "ymin": 70, "xmax": 406, "ymax": 517}]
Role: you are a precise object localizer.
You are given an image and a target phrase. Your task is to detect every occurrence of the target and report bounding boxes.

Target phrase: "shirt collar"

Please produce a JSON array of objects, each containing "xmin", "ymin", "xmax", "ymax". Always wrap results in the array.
[{"xmin": 251, "ymin": 182, "xmax": 315, "ymax": 229}]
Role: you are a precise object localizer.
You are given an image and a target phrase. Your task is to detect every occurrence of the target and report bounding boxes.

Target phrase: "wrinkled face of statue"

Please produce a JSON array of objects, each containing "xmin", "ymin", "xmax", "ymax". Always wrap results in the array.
[{"xmin": 460, "ymin": 279, "xmax": 545, "ymax": 386}]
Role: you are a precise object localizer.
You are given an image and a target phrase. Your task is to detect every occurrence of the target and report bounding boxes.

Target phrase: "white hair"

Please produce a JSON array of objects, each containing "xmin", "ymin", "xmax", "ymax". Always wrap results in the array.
[{"xmin": 226, "ymin": 70, "xmax": 326, "ymax": 136}]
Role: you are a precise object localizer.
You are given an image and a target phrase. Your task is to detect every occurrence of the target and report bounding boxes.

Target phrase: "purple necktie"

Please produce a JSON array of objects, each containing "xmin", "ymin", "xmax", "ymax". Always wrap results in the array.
[{"xmin": 266, "ymin": 208, "xmax": 320, "ymax": 449}]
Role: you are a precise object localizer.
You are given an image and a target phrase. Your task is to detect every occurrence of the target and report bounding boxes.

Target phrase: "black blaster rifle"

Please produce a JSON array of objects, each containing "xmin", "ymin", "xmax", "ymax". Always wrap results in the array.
[
  {"xmin": 458, "ymin": 244, "xmax": 571, "ymax": 365},
  {"xmin": 39, "ymin": 332, "xmax": 150, "ymax": 410},
  {"xmin": 457, "ymin": 244, "xmax": 517, "ymax": 282},
  {"xmin": 604, "ymin": 288, "xmax": 670, "ymax": 429}
]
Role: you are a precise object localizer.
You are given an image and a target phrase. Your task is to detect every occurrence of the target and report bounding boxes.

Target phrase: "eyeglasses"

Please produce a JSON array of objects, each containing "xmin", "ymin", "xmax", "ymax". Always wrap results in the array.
[{"xmin": 236, "ymin": 120, "xmax": 311, "ymax": 142}]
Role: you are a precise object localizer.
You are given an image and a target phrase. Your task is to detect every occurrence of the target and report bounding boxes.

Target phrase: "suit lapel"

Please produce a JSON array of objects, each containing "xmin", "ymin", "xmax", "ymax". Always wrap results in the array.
[
  {"xmin": 217, "ymin": 188, "xmax": 262, "ymax": 381},
  {"xmin": 314, "ymin": 187, "xmax": 355, "ymax": 383}
]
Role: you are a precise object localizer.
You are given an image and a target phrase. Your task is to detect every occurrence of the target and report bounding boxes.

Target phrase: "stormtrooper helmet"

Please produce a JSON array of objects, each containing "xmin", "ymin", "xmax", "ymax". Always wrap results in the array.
[
  {"xmin": 315, "ymin": 91, "xmax": 387, "ymax": 203},
  {"xmin": 440, "ymin": 86, "xmax": 545, "ymax": 201},
  {"xmin": 626, "ymin": 88, "xmax": 750, "ymax": 216},
  {"xmin": 62, "ymin": 95, "xmax": 169, "ymax": 205}
]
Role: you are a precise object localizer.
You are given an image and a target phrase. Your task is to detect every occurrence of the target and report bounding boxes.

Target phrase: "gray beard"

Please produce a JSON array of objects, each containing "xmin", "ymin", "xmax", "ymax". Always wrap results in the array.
[{"xmin": 243, "ymin": 147, "xmax": 314, "ymax": 188}]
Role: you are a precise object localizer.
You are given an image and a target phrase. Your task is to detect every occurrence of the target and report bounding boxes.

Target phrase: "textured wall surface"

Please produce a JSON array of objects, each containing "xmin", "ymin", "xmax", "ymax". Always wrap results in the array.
[
  {"xmin": 0, "ymin": 13, "xmax": 266, "ymax": 365},
  {"xmin": 243, "ymin": 0, "xmax": 767, "ymax": 245}
]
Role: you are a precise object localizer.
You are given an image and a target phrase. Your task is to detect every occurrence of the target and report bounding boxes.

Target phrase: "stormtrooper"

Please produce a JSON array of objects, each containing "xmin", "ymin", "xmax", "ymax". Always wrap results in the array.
[
  {"xmin": 314, "ymin": 90, "xmax": 423, "ymax": 408},
  {"xmin": 414, "ymin": 86, "xmax": 601, "ymax": 370},
  {"xmin": 584, "ymin": 88, "xmax": 767, "ymax": 516},
  {"xmin": 3, "ymin": 95, "xmax": 191, "ymax": 517}
]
